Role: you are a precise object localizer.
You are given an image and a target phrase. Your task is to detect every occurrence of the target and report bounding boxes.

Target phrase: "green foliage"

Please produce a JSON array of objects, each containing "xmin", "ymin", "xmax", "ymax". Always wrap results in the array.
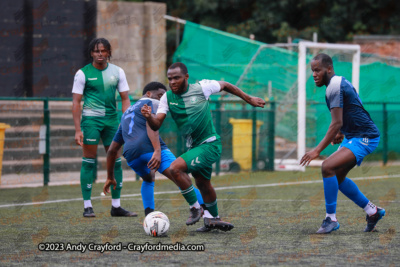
[{"xmin": 151, "ymin": 0, "xmax": 399, "ymax": 44}]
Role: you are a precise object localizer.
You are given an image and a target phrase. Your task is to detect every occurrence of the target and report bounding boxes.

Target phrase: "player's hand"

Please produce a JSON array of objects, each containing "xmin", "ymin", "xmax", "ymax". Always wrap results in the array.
[
  {"xmin": 300, "ymin": 149, "xmax": 320, "ymax": 166},
  {"xmin": 103, "ymin": 178, "xmax": 117, "ymax": 195},
  {"xmin": 75, "ymin": 131, "xmax": 83, "ymax": 146},
  {"xmin": 141, "ymin": 104, "xmax": 152, "ymax": 118},
  {"xmin": 148, "ymin": 150, "xmax": 161, "ymax": 171},
  {"xmin": 331, "ymin": 132, "xmax": 344, "ymax": 145},
  {"xmin": 248, "ymin": 96, "xmax": 266, "ymax": 108}
]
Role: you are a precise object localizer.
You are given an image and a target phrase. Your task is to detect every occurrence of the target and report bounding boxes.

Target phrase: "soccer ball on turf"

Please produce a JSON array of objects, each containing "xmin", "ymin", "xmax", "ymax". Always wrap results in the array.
[{"xmin": 143, "ymin": 211, "xmax": 170, "ymax": 237}]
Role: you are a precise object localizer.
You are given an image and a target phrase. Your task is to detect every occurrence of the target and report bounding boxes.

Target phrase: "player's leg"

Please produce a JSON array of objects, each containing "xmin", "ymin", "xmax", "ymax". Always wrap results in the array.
[
  {"xmin": 169, "ymin": 158, "xmax": 203, "ymax": 225},
  {"xmin": 128, "ymin": 153, "xmax": 157, "ymax": 216},
  {"xmin": 159, "ymin": 149, "xmax": 204, "ymax": 206},
  {"xmin": 337, "ymin": 137, "xmax": 385, "ymax": 232},
  {"xmin": 180, "ymin": 140, "xmax": 233, "ymax": 232},
  {"xmin": 102, "ymin": 120, "xmax": 137, "ymax": 217},
  {"xmin": 80, "ymin": 117, "xmax": 101, "ymax": 217},
  {"xmin": 316, "ymin": 147, "xmax": 356, "ymax": 233},
  {"xmin": 141, "ymin": 171, "xmax": 156, "ymax": 216},
  {"xmin": 81, "ymin": 144, "xmax": 98, "ymax": 217}
]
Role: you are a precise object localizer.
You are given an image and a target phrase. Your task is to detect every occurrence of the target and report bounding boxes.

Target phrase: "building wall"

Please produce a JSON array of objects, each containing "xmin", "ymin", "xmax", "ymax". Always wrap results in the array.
[
  {"xmin": 0, "ymin": 0, "xmax": 166, "ymax": 97},
  {"xmin": 96, "ymin": 1, "xmax": 166, "ymax": 96}
]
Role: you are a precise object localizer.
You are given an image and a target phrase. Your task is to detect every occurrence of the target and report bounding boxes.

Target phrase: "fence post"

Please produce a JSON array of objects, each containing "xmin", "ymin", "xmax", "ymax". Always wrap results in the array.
[
  {"xmin": 268, "ymin": 101, "xmax": 275, "ymax": 171},
  {"xmin": 251, "ymin": 107, "xmax": 257, "ymax": 171},
  {"xmin": 43, "ymin": 98, "xmax": 50, "ymax": 185},
  {"xmin": 215, "ymin": 102, "xmax": 221, "ymax": 175},
  {"xmin": 383, "ymin": 103, "xmax": 388, "ymax": 165}
]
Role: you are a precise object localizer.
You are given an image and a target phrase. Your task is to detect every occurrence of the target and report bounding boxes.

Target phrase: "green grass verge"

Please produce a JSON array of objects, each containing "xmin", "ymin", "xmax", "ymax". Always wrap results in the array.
[{"xmin": 0, "ymin": 165, "xmax": 399, "ymax": 266}]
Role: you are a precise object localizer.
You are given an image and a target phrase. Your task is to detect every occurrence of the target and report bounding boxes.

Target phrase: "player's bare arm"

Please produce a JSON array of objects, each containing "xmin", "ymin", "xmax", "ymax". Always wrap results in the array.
[
  {"xmin": 72, "ymin": 93, "xmax": 83, "ymax": 146},
  {"xmin": 300, "ymin": 107, "xmax": 343, "ymax": 166},
  {"xmin": 103, "ymin": 141, "xmax": 121, "ymax": 194},
  {"xmin": 141, "ymin": 104, "xmax": 167, "ymax": 131},
  {"xmin": 119, "ymin": 91, "xmax": 131, "ymax": 113},
  {"xmin": 146, "ymin": 122, "xmax": 161, "ymax": 170},
  {"xmin": 218, "ymin": 81, "xmax": 265, "ymax": 108}
]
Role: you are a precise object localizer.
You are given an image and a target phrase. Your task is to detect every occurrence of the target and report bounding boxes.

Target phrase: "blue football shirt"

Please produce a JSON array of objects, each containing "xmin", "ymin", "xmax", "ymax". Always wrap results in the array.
[
  {"xmin": 325, "ymin": 75, "xmax": 380, "ymax": 139},
  {"xmin": 113, "ymin": 97, "xmax": 168, "ymax": 162}
]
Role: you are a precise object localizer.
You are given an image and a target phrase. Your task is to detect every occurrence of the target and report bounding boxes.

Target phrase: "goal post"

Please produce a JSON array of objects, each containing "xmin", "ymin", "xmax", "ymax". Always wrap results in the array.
[{"xmin": 297, "ymin": 41, "xmax": 361, "ymax": 171}]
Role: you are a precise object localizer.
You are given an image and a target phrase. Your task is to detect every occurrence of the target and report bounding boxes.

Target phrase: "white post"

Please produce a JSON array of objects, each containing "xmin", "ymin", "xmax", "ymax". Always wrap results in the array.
[
  {"xmin": 297, "ymin": 42, "xmax": 307, "ymax": 171},
  {"xmin": 297, "ymin": 41, "xmax": 360, "ymax": 171},
  {"xmin": 352, "ymin": 45, "xmax": 361, "ymax": 93}
]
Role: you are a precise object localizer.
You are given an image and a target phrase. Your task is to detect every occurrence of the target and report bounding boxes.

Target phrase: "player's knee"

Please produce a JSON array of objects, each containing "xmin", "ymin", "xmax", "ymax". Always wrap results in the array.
[
  {"xmin": 169, "ymin": 162, "xmax": 183, "ymax": 178},
  {"xmin": 321, "ymin": 160, "xmax": 335, "ymax": 177}
]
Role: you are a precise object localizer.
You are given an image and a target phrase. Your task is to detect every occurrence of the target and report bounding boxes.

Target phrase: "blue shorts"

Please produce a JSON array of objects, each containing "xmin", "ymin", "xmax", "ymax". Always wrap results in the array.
[
  {"xmin": 127, "ymin": 149, "xmax": 176, "ymax": 177},
  {"xmin": 339, "ymin": 137, "xmax": 380, "ymax": 166}
]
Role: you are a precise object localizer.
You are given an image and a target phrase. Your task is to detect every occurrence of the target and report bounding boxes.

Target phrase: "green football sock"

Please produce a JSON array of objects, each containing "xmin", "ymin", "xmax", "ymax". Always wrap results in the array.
[
  {"xmin": 205, "ymin": 200, "xmax": 219, "ymax": 218},
  {"xmin": 80, "ymin": 158, "xmax": 95, "ymax": 201},
  {"xmin": 180, "ymin": 185, "xmax": 198, "ymax": 206},
  {"xmin": 111, "ymin": 158, "xmax": 123, "ymax": 199}
]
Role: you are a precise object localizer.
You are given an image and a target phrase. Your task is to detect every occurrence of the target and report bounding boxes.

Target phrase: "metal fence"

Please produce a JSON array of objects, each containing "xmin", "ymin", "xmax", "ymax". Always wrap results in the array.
[{"xmin": 0, "ymin": 97, "xmax": 276, "ymax": 186}]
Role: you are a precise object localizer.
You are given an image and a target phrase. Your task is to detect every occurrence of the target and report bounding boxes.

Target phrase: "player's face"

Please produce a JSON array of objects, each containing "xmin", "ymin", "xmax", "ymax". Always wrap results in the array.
[
  {"xmin": 167, "ymin": 67, "xmax": 188, "ymax": 94},
  {"xmin": 311, "ymin": 59, "xmax": 329, "ymax": 87},
  {"xmin": 91, "ymin": 43, "xmax": 109, "ymax": 65},
  {"xmin": 149, "ymin": 88, "xmax": 166, "ymax": 100}
]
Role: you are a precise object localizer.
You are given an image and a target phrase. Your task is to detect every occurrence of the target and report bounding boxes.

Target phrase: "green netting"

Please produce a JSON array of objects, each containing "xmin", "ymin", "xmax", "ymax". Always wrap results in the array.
[{"xmin": 173, "ymin": 21, "xmax": 400, "ymax": 157}]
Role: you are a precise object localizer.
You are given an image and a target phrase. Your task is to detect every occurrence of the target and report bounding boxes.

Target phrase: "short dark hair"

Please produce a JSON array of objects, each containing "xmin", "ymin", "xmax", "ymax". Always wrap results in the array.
[
  {"xmin": 168, "ymin": 62, "xmax": 188, "ymax": 75},
  {"xmin": 313, "ymin": 53, "xmax": 333, "ymax": 68},
  {"xmin": 88, "ymin": 38, "xmax": 112, "ymax": 60},
  {"xmin": 143, "ymin": 82, "xmax": 167, "ymax": 95}
]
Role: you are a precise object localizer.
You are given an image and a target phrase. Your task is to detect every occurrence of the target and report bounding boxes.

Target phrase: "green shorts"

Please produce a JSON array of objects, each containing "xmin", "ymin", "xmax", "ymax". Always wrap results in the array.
[
  {"xmin": 81, "ymin": 115, "xmax": 119, "ymax": 146},
  {"xmin": 181, "ymin": 139, "xmax": 222, "ymax": 180}
]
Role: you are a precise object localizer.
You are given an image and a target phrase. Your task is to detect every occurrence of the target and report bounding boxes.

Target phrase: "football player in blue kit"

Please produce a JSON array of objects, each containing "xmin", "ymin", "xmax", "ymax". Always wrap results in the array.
[
  {"xmin": 103, "ymin": 82, "xmax": 204, "ymax": 216},
  {"xmin": 300, "ymin": 53, "xmax": 385, "ymax": 234}
]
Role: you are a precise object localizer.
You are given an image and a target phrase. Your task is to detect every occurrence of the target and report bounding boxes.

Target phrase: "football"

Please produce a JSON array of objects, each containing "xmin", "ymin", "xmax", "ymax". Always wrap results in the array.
[{"xmin": 143, "ymin": 211, "xmax": 170, "ymax": 237}]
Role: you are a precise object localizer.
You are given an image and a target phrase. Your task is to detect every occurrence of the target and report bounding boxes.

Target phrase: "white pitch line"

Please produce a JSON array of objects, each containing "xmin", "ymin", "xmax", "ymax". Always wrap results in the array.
[{"xmin": 0, "ymin": 174, "xmax": 399, "ymax": 209}]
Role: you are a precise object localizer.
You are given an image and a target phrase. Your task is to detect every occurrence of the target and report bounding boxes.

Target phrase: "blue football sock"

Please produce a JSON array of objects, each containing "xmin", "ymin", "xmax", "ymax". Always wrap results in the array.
[
  {"xmin": 339, "ymin": 177, "xmax": 369, "ymax": 208},
  {"xmin": 141, "ymin": 181, "xmax": 155, "ymax": 210},
  {"xmin": 194, "ymin": 187, "xmax": 204, "ymax": 205},
  {"xmin": 323, "ymin": 176, "xmax": 339, "ymax": 214}
]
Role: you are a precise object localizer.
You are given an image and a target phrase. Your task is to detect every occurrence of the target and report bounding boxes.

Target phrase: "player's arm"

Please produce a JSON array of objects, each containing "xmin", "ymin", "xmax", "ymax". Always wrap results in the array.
[
  {"xmin": 103, "ymin": 141, "xmax": 122, "ymax": 195},
  {"xmin": 117, "ymin": 68, "xmax": 130, "ymax": 113},
  {"xmin": 300, "ymin": 107, "xmax": 343, "ymax": 166},
  {"xmin": 218, "ymin": 81, "xmax": 265, "ymax": 108},
  {"xmin": 72, "ymin": 93, "xmax": 83, "ymax": 146},
  {"xmin": 119, "ymin": 91, "xmax": 130, "ymax": 113},
  {"xmin": 71, "ymin": 70, "xmax": 85, "ymax": 146},
  {"xmin": 146, "ymin": 122, "xmax": 161, "ymax": 170},
  {"xmin": 141, "ymin": 98, "xmax": 167, "ymax": 132}
]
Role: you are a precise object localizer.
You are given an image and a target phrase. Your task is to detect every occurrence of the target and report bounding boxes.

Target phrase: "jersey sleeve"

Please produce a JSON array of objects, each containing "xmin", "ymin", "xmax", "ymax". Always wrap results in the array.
[
  {"xmin": 199, "ymin": 79, "xmax": 221, "ymax": 100},
  {"xmin": 150, "ymin": 99, "xmax": 160, "ymax": 114},
  {"xmin": 112, "ymin": 125, "xmax": 125, "ymax": 145},
  {"xmin": 71, "ymin": 70, "xmax": 85, "ymax": 95},
  {"xmin": 326, "ymin": 76, "xmax": 343, "ymax": 109},
  {"xmin": 156, "ymin": 93, "xmax": 169, "ymax": 114},
  {"xmin": 117, "ymin": 68, "xmax": 130, "ymax": 93}
]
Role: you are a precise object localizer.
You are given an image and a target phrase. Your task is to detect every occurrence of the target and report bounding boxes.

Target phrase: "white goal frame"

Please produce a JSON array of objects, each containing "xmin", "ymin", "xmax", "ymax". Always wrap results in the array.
[{"xmin": 297, "ymin": 41, "xmax": 361, "ymax": 171}]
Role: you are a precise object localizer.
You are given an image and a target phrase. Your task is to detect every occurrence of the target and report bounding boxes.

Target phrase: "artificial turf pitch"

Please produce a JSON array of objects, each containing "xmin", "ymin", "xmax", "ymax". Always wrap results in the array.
[{"xmin": 0, "ymin": 165, "xmax": 399, "ymax": 266}]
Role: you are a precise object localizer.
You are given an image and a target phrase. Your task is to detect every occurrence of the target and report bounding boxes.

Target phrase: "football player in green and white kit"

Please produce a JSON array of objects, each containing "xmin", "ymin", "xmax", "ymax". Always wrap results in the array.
[
  {"xmin": 141, "ymin": 62, "xmax": 265, "ymax": 231},
  {"xmin": 72, "ymin": 38, "xmax": 136, "ymax": 218}
]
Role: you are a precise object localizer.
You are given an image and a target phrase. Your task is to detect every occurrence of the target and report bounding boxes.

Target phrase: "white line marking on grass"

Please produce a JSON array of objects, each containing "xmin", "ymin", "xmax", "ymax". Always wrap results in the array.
[
  {"xmin": 0, "ymin": 174, "xmax": 399, "ymax": 209},
  {"xmin": 120, "ymin": 198, "xmax": 400, "ymax": 203}
]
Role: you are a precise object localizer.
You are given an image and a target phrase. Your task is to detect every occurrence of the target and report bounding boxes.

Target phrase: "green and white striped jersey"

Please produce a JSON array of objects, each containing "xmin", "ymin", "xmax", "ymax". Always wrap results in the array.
[
  {"xmin": 72, "ymin": 63, "xmax": 129, "ymax": 117},
  {"xmin": 157, "ymin": 80, "xmax": 221, "ymax": 148}
]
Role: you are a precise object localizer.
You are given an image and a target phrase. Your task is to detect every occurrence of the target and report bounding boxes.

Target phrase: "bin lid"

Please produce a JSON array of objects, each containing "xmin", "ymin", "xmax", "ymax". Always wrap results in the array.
[
  {"xmin": 228, "ymin": 118, "xmax": 263, "ymax": 125},
  {"xmin": 0, "ymin": 123, "xmax": 11, "ymax": 129}
]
